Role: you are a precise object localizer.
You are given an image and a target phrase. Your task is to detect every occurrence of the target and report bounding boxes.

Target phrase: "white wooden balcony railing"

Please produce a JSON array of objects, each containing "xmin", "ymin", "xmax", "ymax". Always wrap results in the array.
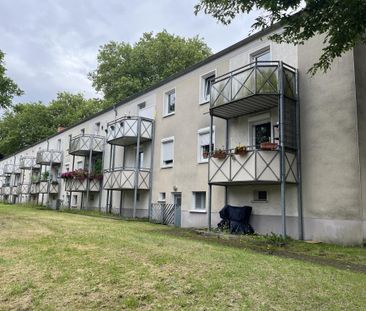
[
  {"xmin": 20, "ymin": 156, "xmax": 40, "ymax": 170},
  {"xmin": 11, "ymin": 186, "xmax": 18, "ymax": 195},
  {"xmin": 2, "ymin": 186, "xmax": 11, "ymax": 195},
  {"xmin": 103, "ymin": 168, "xmax": 150, "ymax": 190},
  {"xmin": 18, "ymin": 184, "xmax": 30, "ymax": 194},
  {"xmin": 30, "ymin": 183, "xmax": 39, "ymax": 194},
  {"xmin": 3, "ymin": 164, "xmax": 14, "ymax": 175},
  {"xmin": 209, "ymin": 147, "xmax": 297, "ymax": 185}
]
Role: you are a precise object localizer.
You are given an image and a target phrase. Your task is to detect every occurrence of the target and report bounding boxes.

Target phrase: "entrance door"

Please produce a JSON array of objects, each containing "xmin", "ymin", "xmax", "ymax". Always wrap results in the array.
[{"xmin": 172, "ymin": 192, "xmax": 182, "ymax": 227}]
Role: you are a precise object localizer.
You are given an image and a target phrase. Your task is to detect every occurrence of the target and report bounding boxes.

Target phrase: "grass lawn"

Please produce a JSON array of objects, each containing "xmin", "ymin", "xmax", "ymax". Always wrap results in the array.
[{"xmin": 0, "ymin": 204, "xmax": 365, "ymax": 310}]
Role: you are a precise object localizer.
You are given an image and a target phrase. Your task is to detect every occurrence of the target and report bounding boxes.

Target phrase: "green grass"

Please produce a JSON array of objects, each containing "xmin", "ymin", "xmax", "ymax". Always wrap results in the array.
[{"xmin": 0, "ymin": 204, "xmax": 365, "ymax": 310}]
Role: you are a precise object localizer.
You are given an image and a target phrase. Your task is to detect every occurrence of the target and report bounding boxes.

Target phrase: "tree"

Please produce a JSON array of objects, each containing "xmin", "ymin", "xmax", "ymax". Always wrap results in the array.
[
  {"xmin": 89, "ymin": 30, "xmax": 212, "ymax": 104},
  {"xmin": 0, "ymin": 92, "xmax": 107, "ymax": 156},
  {"xmin": 0, "ymin": 50, "xmax": 24, "ymax": 109},
  {"xmin": 194, "ymin": 0, "xmax": 366, "ymax": 74},
  {"xmin": 47, "ymin": 92, "xmax": 107, "ymax": 128},
  {"xmin": 0, "ymin": 103, "xmax": 53, "ymax": 155}
]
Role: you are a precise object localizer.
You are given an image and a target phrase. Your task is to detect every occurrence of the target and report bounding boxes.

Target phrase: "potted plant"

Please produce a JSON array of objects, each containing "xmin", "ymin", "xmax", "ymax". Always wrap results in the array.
[
  {"xmin": 260, "ymin": 141, "xmax": 278, "ymax": 151},
  {"xmin": 212, "ymin": 148, "xmax": 227, "ymax": 159},
  {"xmin": 234, "ymin": 144, "xmax": 247, "ymax": 156}
]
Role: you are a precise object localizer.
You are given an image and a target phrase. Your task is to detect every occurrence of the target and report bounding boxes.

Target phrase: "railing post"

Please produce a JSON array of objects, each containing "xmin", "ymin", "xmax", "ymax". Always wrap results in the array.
[
  {"xmin": 279, "ymin": 61, "xmax": 287, "ymax": 237},
  {"xmin": 133, "ymin": 117, "xmax": 142, "ymax": 219}
]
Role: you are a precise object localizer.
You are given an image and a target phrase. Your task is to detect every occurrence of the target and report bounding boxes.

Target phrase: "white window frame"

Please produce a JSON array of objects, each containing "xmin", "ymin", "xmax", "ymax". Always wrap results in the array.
[
  {"xmin": 163, "ymin": 88, "xmax": 176, "ymax": 117},
  {"xmin": 250, "ymin": 46, "xmax": 271, "ymax": 63},
  {"xmin": 248, "ymin": 113, "xmax": 272, "ymax": 147},
  {"xmin": 197, "ymin": 126, "xmax": 215, "ymax": 164},
  {"xmin": 158, "ymin": 192, "xmax": 166, "ymax": 202},
  {"xmin": 77, "ymin": 160, "xmax": 83, "ymax": 170},
  {"xmin": 161, "ymin": 136, "xmax": 174, "ymax": 168},
  {"xmin": 199, "ymin": 70, "xmax": 216, "ymax": 104},
  {"xmin": 191, "ymin": 191, "xmax": 206, "ymax": 211}
]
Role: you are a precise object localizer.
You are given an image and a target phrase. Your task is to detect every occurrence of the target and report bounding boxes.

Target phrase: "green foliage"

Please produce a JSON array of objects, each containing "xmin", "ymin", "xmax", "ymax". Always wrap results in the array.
[
  {"xmin": 0, "ymin": 92, "xmax": 107, "ymax": 156},
  {"xmin": 0, "ymin": 50, "xmax": 24, "ymax": 109},
  {"xmin": 264, "ymin": 232, "xmax": 292, "ymax": 247},
  {"xmin": 194, "ymin": 0, "xmax": 366, "ymax": 74},
  {"xmin": 89, "ymin": 30, "xmax": 212, "ymax": 103},
  {"xmin": 41, "ymin": 171, "xmax": 49, "ymax": 181}
]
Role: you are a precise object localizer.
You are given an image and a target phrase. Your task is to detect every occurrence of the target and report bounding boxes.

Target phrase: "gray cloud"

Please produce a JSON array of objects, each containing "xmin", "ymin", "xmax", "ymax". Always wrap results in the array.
[{"xmin": 0, "ymin": 0, "xmax": 258, "ymax": 104}]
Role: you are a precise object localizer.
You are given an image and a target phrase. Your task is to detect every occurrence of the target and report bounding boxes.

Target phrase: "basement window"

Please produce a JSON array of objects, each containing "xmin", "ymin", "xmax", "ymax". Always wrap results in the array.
[{"xmin": 253, "ymin": 190, "xmax": 268, "ymax": 202}]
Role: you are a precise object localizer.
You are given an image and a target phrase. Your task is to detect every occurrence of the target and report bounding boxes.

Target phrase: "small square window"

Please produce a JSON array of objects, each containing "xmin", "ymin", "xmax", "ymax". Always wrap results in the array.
[
  {"xmin": 193, "ymin": 192, "xmax": 206, "ymax": 210},
  {"xmin": 253, "ymin": 190, "xmax": 268, "ymax": 202},
  {"xmin": 251, "ymin": 48, "xmax": 271, "ymax": 62},
  {"xmin": 164, "ymin": 90, "xmax": 175, "ymax": 115},
  {"xmin": 158, "ymin": 192, "xmax": 166, "ymax": 202}
]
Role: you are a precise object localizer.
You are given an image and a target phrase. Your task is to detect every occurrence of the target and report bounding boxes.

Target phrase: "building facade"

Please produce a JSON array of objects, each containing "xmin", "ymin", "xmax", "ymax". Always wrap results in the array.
[{"xmin": 0, "ymin": 26, "xmax": 365, "ymax": 245}]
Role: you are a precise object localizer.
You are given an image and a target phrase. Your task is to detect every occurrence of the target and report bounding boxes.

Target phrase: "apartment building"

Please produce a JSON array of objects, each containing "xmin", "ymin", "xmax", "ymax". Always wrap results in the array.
[{"xmin": 0, "ymin": 25, "xmax": 365, "ymax": 245}]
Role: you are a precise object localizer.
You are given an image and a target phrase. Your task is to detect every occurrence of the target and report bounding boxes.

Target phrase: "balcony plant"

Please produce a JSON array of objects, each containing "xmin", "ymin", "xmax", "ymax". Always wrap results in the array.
[
  {"xmin": 41, "ymin": 171, "xmax": 49, "ymax": 181},
  {"xmin": 31, "ymin": 175, "xmax": 40, "ymax": 184},
  {"xmin": 234, "ymin": 144, "xmax": 247, "ymax": 156},
  {"xmin": 260, "ymin": 142, "xmax": 278, "ymax": 151},
  {"xmin": 212, "ymin": 148, "xmax": 227, "ymax": 159},
  {"xmin": 61, "ymin": 169, "xmax": 103, "ymax": 181}
]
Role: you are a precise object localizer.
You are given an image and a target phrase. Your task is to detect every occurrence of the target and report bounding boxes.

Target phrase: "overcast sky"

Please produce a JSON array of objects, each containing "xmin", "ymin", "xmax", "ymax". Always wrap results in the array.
[{"xmin": 0, "ymin": 0, "xmax": 258, "ymax": 104}]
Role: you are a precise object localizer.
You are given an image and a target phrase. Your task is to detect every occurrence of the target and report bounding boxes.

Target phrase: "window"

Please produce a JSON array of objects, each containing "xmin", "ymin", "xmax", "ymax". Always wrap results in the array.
[
  {"xmin": 192, "ymin": 192, "xmax": 206, "ymax": 210},
  {"xmin": 77, "ymin": 161, "xmax": 83, "ymax": 169},
  {"xmin": 164, "ymin": 89, "xmax": 175, "ymax": 116},
  {"xmin": 138, "ymin": 102, "xmax": 146, "ymax": 109},
  {"xmin": 161, "ymin": 137, "xmax": 174, "ymax": 168},
  {"xmin": 81, "ymin": 128, "xmax": 85, "ymax": 135},
  {"xmin": 201, "ymin": 71, "xmax": 215, "ymax": 103},
  {"xmin": 158, "ymin": 192, "xmax": 166, "ymax": 202},
  {"xmin": 197, "ymin": 127, "xmax": 215, "ymax": 163},
  {"xmin": 253, "ymin": 122, "xmax": 271, "ymax": 148},
  {"xmin": 138, "ymin": 151, "xmax": 144, "ymax": 169},
  {"xmin": 94, "ymin": 122, "xmax": 101, "ymax": 135},
  {"xmin": 65, "ymin": 164, "xmax": 70, "ymax": 172},
  {"xmin": 57, "ymin": 139, "xmax": 62, "ymax": 151},
  {"xmin": 251, "ymin": 48, "xmax": 271, "ymax": 62},
  {"xmin": 72, "ymin": 195, "xmax": 78, "ymax": 206},
  {"xmin": 253, "ymin": 190, "xmax": 268, "ymax": 202}
]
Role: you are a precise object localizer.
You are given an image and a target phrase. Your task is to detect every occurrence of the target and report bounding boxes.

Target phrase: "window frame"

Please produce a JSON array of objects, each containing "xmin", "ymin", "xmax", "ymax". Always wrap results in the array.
[
  {"xmin": 248, "ymin": 113, "xmax": 272, "ymax": 148},
  {"xmin": 191, "ymin": 191, "xmax": 206, "ymax": 211},
  {"xmin": 161, "ymin": 136, "xmax": 175, "ymax": 168},
  {"xmin": 250, "ymin": 46, "xmax": 271, "ymax": 63},
  {"xmin": 163, "ymin": 88, "xmax": 176, "ymax": 117},
  {"xmin": 253, "ymin": 190, "xmax": 268, "ymax": 203},
  {"xmin": 197, "ymin": 126, "xmax": 215, "ymax": 164},
  {"xmin": 200, "ymin": 70, "xmax": 216, "ymax": 104}
]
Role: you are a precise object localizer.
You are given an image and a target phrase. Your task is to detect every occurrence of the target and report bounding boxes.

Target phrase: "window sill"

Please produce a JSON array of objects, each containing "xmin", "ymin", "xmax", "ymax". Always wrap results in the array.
[
  {"xmin": 251, "ymin": 200, "xmax": 268, "ymax": 203},
  {"xmin": 161, "ymin": 165, "xmax": 173, "ymax": 169},
  {"xmin": 163, "ymin": 112, "xmax": 175, "ymax": 118},
  {"xmin": 189, "ymin": 209, "xmax": 207, "ymax": 214},
  {"xmin": 199, "ymin": 100, "xmax": 209, "ymax": 106},
  {"xmin": 198, "ymin": 160, "xmax": 208, "ymax": 164}
]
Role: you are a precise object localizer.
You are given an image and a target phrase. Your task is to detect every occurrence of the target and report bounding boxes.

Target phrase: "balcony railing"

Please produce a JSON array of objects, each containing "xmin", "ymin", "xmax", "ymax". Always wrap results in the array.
[
  {"xmin": 106, "ymin": 116, "xmax": 153, "ymax": 146},
  {"xmin": 2, "ymin": 186, "xmax": 11, "ymax": 195},
  {"xmin": 64, "ymin": 178, "xmax": 101, "ymax": 192},
  {"xmin": 11, "ymin": 186, "xmax": 19, "ymax": 195},
  {"xmin": 36, "ymin": 150, "xmax": 62, "ymax": 165},
  {"xmin": 20, "ymin": 156, "xmax": 40, "ymax": 170},
  {"xmin": 69, "ymin": 134, "xmax": 105, "ymax": 156},
  {"xmin": 13, "ymin": 165, "xmax": 21, "ymax": 175},
  {"xmin": 209, "ymin": 147, "xmax": 298, "ymax": 185},
  {"xmin": 3, "ymin": 164, "xmax": 14, "ymax": 175},
  {"xmin": 39, "ymin": 181, "xmax": 59, "ymax": 194},
  {"xmin": 210, "ymin": 61, "xmax": 296, "ymax": 119},
  {"xmin": 30, "ymin": 183, "xmax": 39, "ymax": 194},
  {"xmin": 103, "ymin": 168, "xmax": 150, "ymax": 190},
  {"xmin": 18, "ymin": 184, "xmax": 30, "ymax": 194}
]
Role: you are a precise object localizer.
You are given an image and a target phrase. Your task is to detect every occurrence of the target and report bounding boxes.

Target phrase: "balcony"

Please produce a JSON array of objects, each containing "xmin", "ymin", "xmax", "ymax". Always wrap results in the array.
[
  {"xmin": 39, "ymin": 181, "xmax": 59, "ymax": 194},
  {"xmin": 20, "ymin": 156, "xmax": 40, "ymax": 170},
  {"xmin": 106, "ymin": 116, "xmax": 153, "ymax": 146},
  {"xmin": 69, "ymin": 134, "xmax": 105, "ymax": 156},
  {"xmin": 13, "ymin": 165, "xmax": 21, "ymax": 175},
  {"xmin": 64, "ymin": 178, "xmax": 101, "ymax": 192},
  {"xmin": 2, "ymin": 186, "xmax": 11, "ymax": 195},
  {"xmin": 103, "ymin": 168, "xmax": 151, "ymax": 190},
  {"xmin": 3, "ymin": 164, "xmax": 14, "ymax": 175},
  {"xmin": 210, "ymin": 61, "xmax": 296, "ymax": 119},
  {"xmin": 209, "ymin": 148, "xmax": 298, "ymax": 185},
  {"xmin": 11, "ymin": 186, "xmax": 19, "ymax": 195},
  {"xmin": 30, "ymin": 183, "xmax": 39, "ymax": 194},
  {"xmin": 36, "ymin": 150, "xmax": 62, "ymax": 166},
  {"xmin": 18, "ymin": 184, "xmax": 30, "ymax": 194}
]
